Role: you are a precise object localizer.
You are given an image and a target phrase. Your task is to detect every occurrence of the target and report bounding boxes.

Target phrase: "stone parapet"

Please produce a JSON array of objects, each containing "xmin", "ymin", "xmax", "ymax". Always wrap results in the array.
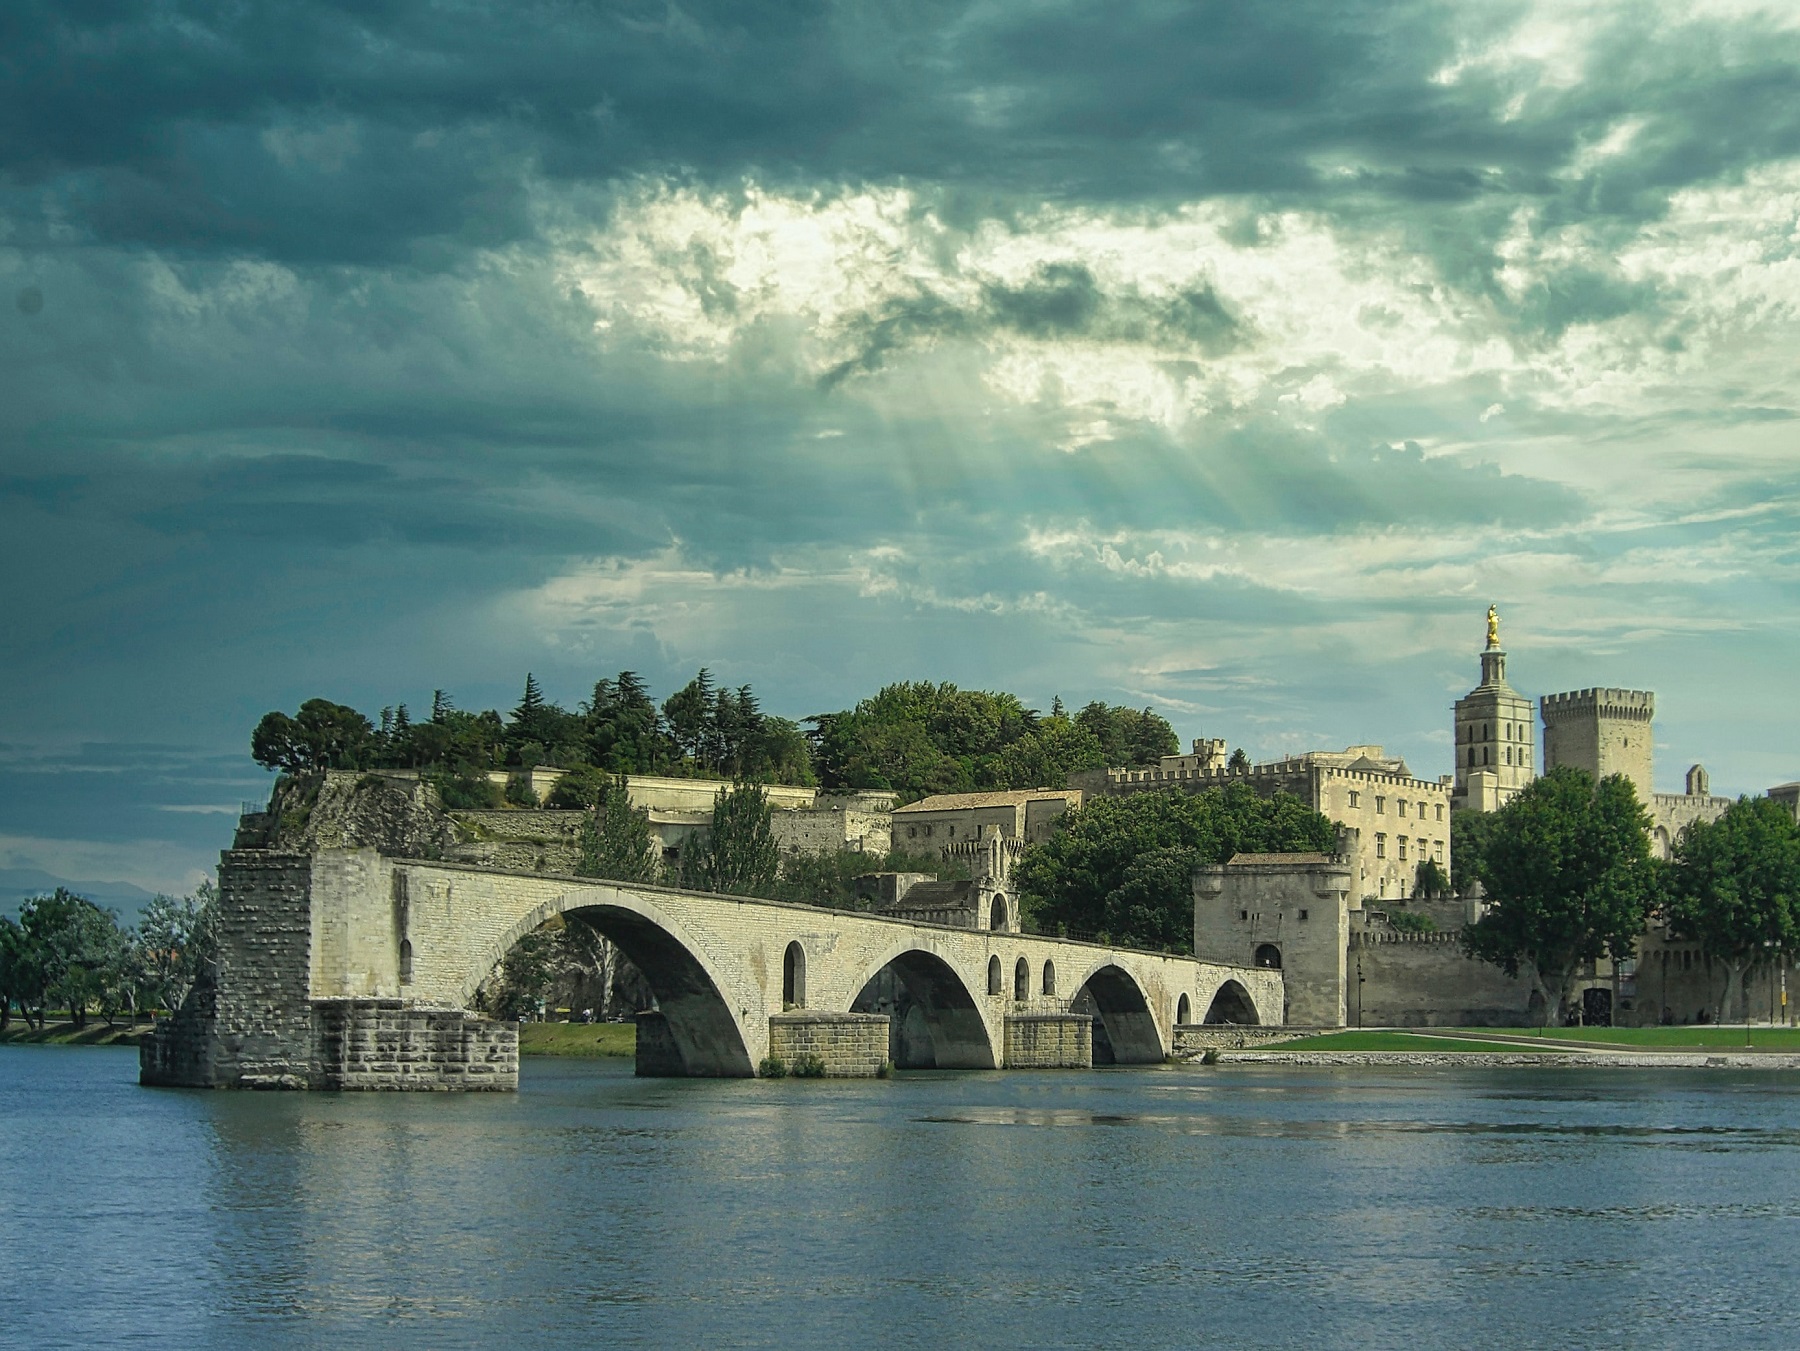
[{"xmin": 767, "ymin": 1011, "xmax": 890, "ymax": 1076}]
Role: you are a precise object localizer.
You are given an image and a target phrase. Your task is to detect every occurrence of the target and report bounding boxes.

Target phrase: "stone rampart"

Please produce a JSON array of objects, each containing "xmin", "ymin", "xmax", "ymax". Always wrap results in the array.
[{"xmin": 1349, "ymin": 929, "xmax": 1533, "ymax": 1026}]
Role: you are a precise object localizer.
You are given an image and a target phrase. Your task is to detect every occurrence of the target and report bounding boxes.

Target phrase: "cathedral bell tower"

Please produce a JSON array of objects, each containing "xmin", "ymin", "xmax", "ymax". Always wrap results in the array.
[{"xmin": 1451, "ymin": 606, "xmax": 1536, "ymax": 813}]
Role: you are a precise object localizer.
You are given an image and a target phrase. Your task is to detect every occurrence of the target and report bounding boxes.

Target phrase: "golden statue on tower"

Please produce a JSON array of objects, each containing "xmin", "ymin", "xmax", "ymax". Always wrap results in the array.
[{"xmin": 1486, "ymin": 604, "xmax": 1500, "ymax": 649}]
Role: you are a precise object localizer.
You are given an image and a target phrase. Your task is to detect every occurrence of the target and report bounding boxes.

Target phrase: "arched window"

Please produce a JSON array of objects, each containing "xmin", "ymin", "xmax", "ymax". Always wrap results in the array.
[
  {"xmin": 1177, "ymin": 993, "xmax": 1192, "ymax": 1024},
  {"xmin": 1014, "ymin": 957, "xmax": 1030, "ymax": 1001},
  {"xmin": 988, "ymin": 955, "xmax": 1003, "ymax": 996},
  {"xmin": 782, "ymin": 941, "xmax": 806, "ymax": 1009},
  {"xmin": 1041, "ymin": 960, "xmax": 1056, "ymax": 997},
  {"xmin": 1254, "ymin": 943, "xmax": 1282, "ymax": 970},
  {"xmin": 399, "ymin": 938, "xmax": 413, "ymax": 984},
  {"xmin": 990, "ymin": 895, "xmax": 1007, "ymax": 931}
]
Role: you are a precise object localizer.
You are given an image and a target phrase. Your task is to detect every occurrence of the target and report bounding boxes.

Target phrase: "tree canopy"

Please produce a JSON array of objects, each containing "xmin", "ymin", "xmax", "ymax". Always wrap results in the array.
[
  {"xmin": 1015, "ymin": 785, "xmax": 1336, "ymax": 952},
  {"xmin": 682, "ymin": 783, "xmax": 781, "ymax": 897},
  {"xmin": 806, "ymin": 683, "xmax": 1177, "ymax": 801},
  {"xmin": 1462, "ymin": 766, "xmax": 1656, "ymax": 1024},
  {"xmin": 1664, "ymin": 794, "xmax": 1800, "ymax": 1023}
]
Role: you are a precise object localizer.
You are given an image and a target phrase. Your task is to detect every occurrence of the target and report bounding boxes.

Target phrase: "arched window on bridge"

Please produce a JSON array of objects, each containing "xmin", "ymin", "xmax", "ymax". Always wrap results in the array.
[
  {"xmin": 399, "ymin": 939, "xmax": 413, "ymax": 985},
  {"xmin": 1041, "ymin": 959, "xmax": 1056, "ymax": 997},
  {"xmin": 1177, "ymin": 993, "xmax": 1191, "ymax": 1025},
  {"xmin": 988, "ymin": 955, "xmax": 1003, "ymax": 996},
  {"xmin": 1254, "ymin": 943, "xmax": 1282, "ymax": 970},
  {"xmin": 783, "ymin": 942, "xmax": 807, "ymax": 1010},
  {"xmin": 989, "ymin": 895, "xmax": 1007, "ymax": 931},
  {"xmin": 1014, "ymin": 957, "xmax": 1030, "ymax": 1002}
]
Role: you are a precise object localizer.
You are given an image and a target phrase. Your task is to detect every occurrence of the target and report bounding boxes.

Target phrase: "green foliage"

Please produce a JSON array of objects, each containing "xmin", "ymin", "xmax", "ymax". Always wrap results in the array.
[
  {"xmin": 503, "ymin": 771, "xmax": 541, "ymax": 808},
  {"xmin": 1665, "ymin": 795, "xmax": 1800, "ymax": 1022},
  {"xmin": 135, "ymin": 882, "xmax": 218, "ymax": 1014},
  {"xmin": 545, "ymin": 764, "xmax": 610, "ymax": 809},
  {"xmin": 807, "ymin": 682, "xmax": 1174, "ymax": 800},
  {"xmin": 1450, "ymin": 809, "xmax": 1502, "ymax": 893},
  {"xmin": 427, "ymin": 764, "xmax": 503, "ymax": 809},
  {"xmin": 1227, "ymin": 747, "xmax": 1250, "ymax": 773},
  {"xmin": 15, "ymin": 890, "xmax": 132, "ymax": 1028},
  {"xmin": 0, "ymin": 917, "xmax": 32, "ymax": 1030},
  {"xmin": 1412, "ymin": 857, "xmax": 1451, "ymax": 900},
  {"xmin": 251, "ymin": 698, "xmax": 376, "ymax": 773},
  {"xmin": 683, "ymin": 783, "xmax": 781, "ymax": 897},
  {"xmin": 1015, "ymin": 785, "xmax": 1336, "ymax": 951},
  {"xmin": 790, "ymin": 1053, "xmax": 827, "ymax": 1078},
  {"xmin": 1388, "ymin": 908, "xmax": 1437, "ymax": 934},
  {"xmin": 758, "ymin": 1054, "xmax": 788, "ymax": 1078},
  {"xmin": 1462, "ymin": 766, "xmax": 1656, "ymax": 1024},
  {"xmin": 575, "ymin": 775, "xmax": 661, "ymax": 884}
]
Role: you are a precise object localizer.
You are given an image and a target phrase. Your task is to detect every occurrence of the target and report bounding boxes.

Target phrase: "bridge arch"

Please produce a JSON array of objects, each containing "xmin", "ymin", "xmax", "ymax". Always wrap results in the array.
[
  {"xmin": 1203, "ymin": 979, "xmax": 1260, "ymax": 1025},
  {"xmin": 464, "ymin": 885, "xmax": 755, "ymax": 1078},
  {"xmin": 1068, "ymin": 961, "xmax": 1164, "ymax": 1064},
  {"xmin": 850, "ymin": 946, "xmax": 997, "ymax": 1070}
]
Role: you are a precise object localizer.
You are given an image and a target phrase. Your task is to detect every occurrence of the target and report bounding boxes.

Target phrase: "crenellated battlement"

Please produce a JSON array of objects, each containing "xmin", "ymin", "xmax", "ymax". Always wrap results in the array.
[{"xmin": 1540, "ymin": 688, "xmax": 1655, "ymax": 721}]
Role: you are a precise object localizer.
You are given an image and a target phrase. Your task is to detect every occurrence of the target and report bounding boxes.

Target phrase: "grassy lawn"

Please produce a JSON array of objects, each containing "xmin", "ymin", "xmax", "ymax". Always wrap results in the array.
[
  {"xmin": 517, "ymin": 1021, "xmax": 636, "ymax": 1057},
  {"xmin": 1470, "ymin": 1025, "xmax": 1800, "ymax": 1049},
  {"xmin": 0, "ymin": 1021, "xmax": 148, "ymax": 1047},
  {"xmin": 1257, "ymin": 1030, "xmax": 1576, "ymax": 1054}
]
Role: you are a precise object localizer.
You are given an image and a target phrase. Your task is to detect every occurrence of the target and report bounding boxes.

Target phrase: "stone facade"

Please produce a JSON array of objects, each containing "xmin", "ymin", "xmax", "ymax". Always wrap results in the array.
[
  {"xmin": 1193, "ymin": 854, "xmax": 1356, "ymax": 1026},
  {"xmin": 1082, "ymin": 746, "xmax": 1450, "ymax": 904},
  {"xmin": 1649, "ymin": 773, "xmax": 1736, "ymax": 859},
  {"xmin": 891, "ymin": 789, "xmax": 1083, "ymax": 854},
  {"xmin": 875, "ymin": 829, "xmax": 1023, "ymax": 932},
  {"xmin": 767, "ymin": 1011, "xmax": 890, "ymax": 1076},
  {"xmin": 1349, "ymin": 930, "xmax": 1532, "ymax": 1027},
  {"xmin": 1541, "ymin": 687, "xmax": 1656, "ymax": 803}
]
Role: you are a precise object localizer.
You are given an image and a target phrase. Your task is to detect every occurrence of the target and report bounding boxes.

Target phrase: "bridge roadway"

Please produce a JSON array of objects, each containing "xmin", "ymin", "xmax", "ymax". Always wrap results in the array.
[{"xmin": 343, "ymin": 853, "xmax": 1280, "ymax": 1075}]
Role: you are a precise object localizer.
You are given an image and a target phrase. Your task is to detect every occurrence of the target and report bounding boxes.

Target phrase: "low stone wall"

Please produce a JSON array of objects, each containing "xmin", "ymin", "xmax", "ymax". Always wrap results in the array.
[
  {"xmin": 1173, "ymin": 1024, "xmax": 1326, "ymax": 1053},
  {"xmin": 313, "ymin": 999, "xmax": 516, "ymax": 1090},
  {"xmin": 767, "ymin": 1011, "xmax": 890, "ymax": 1076},
  {"xmin": 1004, "ymin": 1012, "xmax": 1093, "ymax": 1068}
]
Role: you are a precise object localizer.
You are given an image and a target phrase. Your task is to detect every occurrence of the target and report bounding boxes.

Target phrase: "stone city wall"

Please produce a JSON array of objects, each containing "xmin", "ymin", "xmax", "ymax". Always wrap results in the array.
[{"xmin": 1350, "ymin": 929, "xmax": 1533, "ymax": 1027}]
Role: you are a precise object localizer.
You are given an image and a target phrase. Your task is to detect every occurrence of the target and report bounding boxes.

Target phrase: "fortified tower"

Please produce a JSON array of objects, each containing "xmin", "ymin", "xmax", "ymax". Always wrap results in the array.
[
  {"xmin": 1451, "ymin": 606, "xmax": 1535, "ymax": 813},
  {"xmin": 1540, "ymin": 686, "xmax": 1655, "ymax": 802}
]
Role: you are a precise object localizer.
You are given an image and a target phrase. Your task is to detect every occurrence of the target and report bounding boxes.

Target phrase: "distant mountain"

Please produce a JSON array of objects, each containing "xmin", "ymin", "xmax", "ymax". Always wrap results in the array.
[{"xmin": 0, "ymin": 868, "xmax": 160, "ymax": 924}]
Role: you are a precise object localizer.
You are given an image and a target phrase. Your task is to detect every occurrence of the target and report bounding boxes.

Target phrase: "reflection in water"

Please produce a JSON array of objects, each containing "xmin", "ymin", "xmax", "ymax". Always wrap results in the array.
[{"xmin": 6, "ymin": 1047, "xmax": 1800, "ymax": 1348}]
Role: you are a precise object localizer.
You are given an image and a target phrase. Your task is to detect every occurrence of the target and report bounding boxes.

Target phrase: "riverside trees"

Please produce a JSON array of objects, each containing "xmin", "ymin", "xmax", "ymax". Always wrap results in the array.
[
  {"xmin": 1664, "ymin": 795, "xmax": 1800, "ymax": 1024},
  {"xmin": 1015, "ymin": 784, "xmax": 1335, "ymax": 952},
  {"xmin": 1462, "ymin": 767, "xmax": 1657, "ymax": 1025}
]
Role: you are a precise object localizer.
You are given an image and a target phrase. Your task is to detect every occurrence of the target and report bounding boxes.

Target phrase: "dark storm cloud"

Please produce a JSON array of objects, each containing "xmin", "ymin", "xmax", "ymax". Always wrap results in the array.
[{"xmin": 8, "ymin": 1, "xmax": 1800, "ymax": 271}]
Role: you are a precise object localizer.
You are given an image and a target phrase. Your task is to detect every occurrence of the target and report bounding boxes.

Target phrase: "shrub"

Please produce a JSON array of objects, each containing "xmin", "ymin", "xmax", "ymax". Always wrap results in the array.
[
  {"xmin": 1389, "ymin": 909, "xmax": 1437, "ymax": 935},
  {"xmin": 757, "ymin": 1054, "xmax": 788, "ymax": 1078},
  {"xmin": 791, "ymin": 1053, "xmax": 827, "ymax": 1078},
  {"xmin": 503, "ymin": 772, "xmax": 540, "ymax": 808}
]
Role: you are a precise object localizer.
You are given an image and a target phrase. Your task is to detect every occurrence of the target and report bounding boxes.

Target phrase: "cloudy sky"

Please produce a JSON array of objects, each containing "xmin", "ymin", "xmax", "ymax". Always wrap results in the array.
[{"xmin": 5, "ymin": 0, "xmax": 1800, "ymax": 901}]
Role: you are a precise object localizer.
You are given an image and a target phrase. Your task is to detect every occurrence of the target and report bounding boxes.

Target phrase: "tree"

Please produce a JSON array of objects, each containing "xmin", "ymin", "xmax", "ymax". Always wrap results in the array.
[
  {"xmin": 251, "ymin": 698, "xmax": 377, "ymax": 773},
  {"xmin": 684, "ymin": 783, "xmax": 780, "ymax": 897},
  {"xmin": 1015, "ymin": 785, "xmax": 1336, "ymax": 950},
  {"xmin": 1228, "ymin": 747, "xmax": 1250, "ymax": 773},
  {"xmin": 662, "ymin": 669, "xmax": 717, "ymax": 766},
  {"xmin": 1450, "ymin": 808, "xmax": 1504, "ymax": 894},
  {"xmin": 0, "ymin": 916, "xmax": 34, "ymax": 1030},
  {"xmin": 135, "ymin": 882, "xmax": 219, "ymax": 1015},
  {"xmin": 1665, "ymin": 795, "xmax": 1800, "ymax": 1024},
  {"xmin": 17, "ymin": 890, "xmax": 129, "ymax": 1028},
  {"xmin": 575, "ymin": 775, "xmax": 661, "ymax": 884},
  {"xmin": 1462, "ymin": 767, "xmax": 1655, "ymax": 1026},
  {"xmin": 1413, "ymin": 858, "xmax": 1451, "ymax": 900}
]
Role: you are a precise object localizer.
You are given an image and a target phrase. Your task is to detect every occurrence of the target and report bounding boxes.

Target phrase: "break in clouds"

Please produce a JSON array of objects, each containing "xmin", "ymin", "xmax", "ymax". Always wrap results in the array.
[{"xmin": 4, "ymin": 0, "xmax": 1800, "ymax": 891}]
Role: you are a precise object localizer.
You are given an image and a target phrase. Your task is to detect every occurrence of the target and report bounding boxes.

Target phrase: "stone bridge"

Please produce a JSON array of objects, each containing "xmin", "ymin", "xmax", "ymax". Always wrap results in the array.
[{"xmin": 142, "ymin": 847, "xmax": 1282, "ymax": 1089}]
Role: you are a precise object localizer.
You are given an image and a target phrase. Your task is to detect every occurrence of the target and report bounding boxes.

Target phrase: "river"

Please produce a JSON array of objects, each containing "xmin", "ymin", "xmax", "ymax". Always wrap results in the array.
[{"xmin": 3, "ymin": 1045, "xmax": 1797, "ymax": 1349}]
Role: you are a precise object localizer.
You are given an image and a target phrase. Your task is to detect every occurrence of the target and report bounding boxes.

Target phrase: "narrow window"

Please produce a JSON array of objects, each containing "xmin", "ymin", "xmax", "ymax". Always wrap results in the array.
[
  {"xmin": 1348, "ymin": 790, "xmax": 1360, "ymax": 808},
  {"xmin": 1376, "ymin": 833, "xmax": 1387, "ymax": 858},
  {"xmin": 1398, "ymin": 838, "xmax": 1408, "ymax": 861},
  {"xmin": 1177, "ymin": 994, "xmax": 1192, "ymax": 1024},
  {"xmin": 1298, "ymin": 909, "xmax": 1309, "ymax": 922},
  {"xmin": 1376, "ymin": 796, "xmax": 1386, "ymax": 814},
  {"xmin": 1014, "ymin": 957, "xmax": 1030, "ymax": 1002},
  {"xmin": 1041, "ymin": 960, "xmax": 1057, "ymax": 997},
  {"xmin": 782, "ymin": 942, "xmax": 806, "ymax": 1009},
  {"xmin": 988, "ymin": 955, "xmax": 1003, "ymax": 995},
  {"xmin": 399, "ymin": 939, "xmax": 413, "ymax": 984}
]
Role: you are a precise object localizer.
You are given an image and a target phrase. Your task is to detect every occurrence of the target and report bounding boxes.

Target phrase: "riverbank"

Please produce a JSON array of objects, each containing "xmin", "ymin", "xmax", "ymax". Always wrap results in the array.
[
  {"xmin": 0, "ymin": 1022, "xmax": 147, "ymax": 1048},
  {"xmin": 517, "ymin": 1021, "xmax": 635, "ymax": 1057},
  {"xmin": 1192, "ymin": 1026, "xmax": 1800, "ymax": 1069}
]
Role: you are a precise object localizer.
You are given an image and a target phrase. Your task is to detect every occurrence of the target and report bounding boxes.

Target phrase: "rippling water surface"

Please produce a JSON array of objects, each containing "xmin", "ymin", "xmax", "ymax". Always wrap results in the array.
[{"xmin": 5, "ymin": 1045, "xmax": 1799, "ymax": 1349}]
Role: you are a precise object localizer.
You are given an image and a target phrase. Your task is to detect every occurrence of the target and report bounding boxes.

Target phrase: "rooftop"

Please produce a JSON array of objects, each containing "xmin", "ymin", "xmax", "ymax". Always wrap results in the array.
[{"xmin": 894, "ymin": 789, "xmax": 1084, "ymax": 814}]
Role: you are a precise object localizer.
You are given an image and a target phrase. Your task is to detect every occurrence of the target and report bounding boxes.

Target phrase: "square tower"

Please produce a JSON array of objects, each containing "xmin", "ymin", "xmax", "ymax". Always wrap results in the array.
[
  {"xmin": 1539, "ymin": 687, "xmax": 1655, "ymax": 802},
  {"xmin": 1451, "ymin": 608, "xmax": 1535, "ymax": 812}
]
